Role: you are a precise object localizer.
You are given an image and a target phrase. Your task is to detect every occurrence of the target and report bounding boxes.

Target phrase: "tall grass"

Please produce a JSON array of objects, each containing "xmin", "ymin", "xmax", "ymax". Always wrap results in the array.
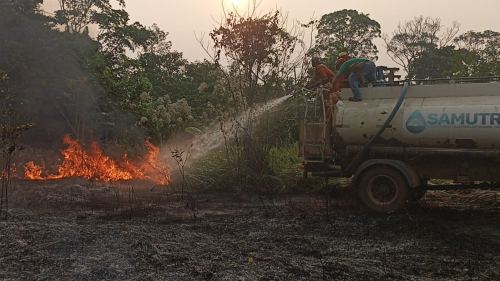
[
  {"xmin": 267, "ymin": 143, "xmax": 303, "ymax": 186},
  {"xmin": 186, "ymin": 142, "xmax": 304, "ymax": 192}
]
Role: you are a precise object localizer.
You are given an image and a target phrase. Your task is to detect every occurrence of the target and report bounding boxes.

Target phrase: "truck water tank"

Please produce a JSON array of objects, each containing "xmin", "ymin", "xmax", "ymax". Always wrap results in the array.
[{"xmin": 334, "ymin": 82, "xmax": 500, "ymax": 149}]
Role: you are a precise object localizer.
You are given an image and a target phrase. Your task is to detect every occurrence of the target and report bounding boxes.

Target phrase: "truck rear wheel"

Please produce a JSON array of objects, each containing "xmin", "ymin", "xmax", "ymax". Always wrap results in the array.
[{"xmin": 357, "ymin": 166, "xmax": 409, "ymax": 213}]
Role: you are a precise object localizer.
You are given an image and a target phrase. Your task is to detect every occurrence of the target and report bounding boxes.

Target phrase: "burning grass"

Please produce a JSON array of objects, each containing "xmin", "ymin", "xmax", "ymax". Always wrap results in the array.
[{"xmin": 22, "ymin": 135, "xmax": 170, "ymax": 185}]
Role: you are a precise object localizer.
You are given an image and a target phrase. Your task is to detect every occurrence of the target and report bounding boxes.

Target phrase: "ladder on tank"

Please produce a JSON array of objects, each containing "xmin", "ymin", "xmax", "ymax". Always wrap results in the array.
[{"xmin": 299, "ymin": 86, "xmax": 333, "ymax": 165}]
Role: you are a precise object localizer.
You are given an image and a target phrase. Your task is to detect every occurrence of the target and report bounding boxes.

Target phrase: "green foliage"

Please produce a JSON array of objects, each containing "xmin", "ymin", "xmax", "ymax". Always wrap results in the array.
[
  {"xmin": 187, "ymin": 142, "xmax": 302, "ymax": 192},
  {"xmin": 1, "ymin": 0, "xmax": 206, "ymax": 148},
  {"xmin": 181, "ymin": 60, "xmax": 225, "ymax": 124},
  {"xmin": 88, "ymin": 6, "xmax": 167, "ymax": 112},
  {"xmin": 206, "ymin": 8, "xmax": 306, "ymax": 190},
  {"xmin": 135, "ymin": 27, "xmax": 216, "ymax": 123},
  {"xmin": 54, "ymin": 0, "xmax": 125, "ymax": 33},
  {"xmin": 4, "ymin": 0, "xmax": 46, "ymax": 19},
  {"xmin": 313, "ymin": 9, "xmax": 381, "ymax": 64},
  {"xmin": 451, "ymin": 30, "xmax": 500, "ymax": 77},
  {"xmin": 186, "ymin": 97, "xmax": 304, "ymax": 192},
  {"xmin": 186, "ymin": 147, "xmax": 239, "ymax": 191},
  {"xmin": 210, "ymin": 10, "xmax": 301, "ymax": 108},
  {"xmin": 133, "ymin": 93, "xmax": 193, "ymax": 144},
  {"xmin": 0, "ymin": 3, "xmax": 101, "ymax": 147},
  {"xmin": 94, "ymin": 10, "xmax": 158, "ymax": 57},
  {"xmin": 409, "ymin": 46, "xmax": 455, "ymax": 79},
  {"xmin": 408, "ymin": 29, "xmax": 500, "ymax": 79},
  {"xmin": 88, "ymin": 53, "xmax": 153, "ymax": 110},
  {"xmin": 267, "ymin": 143, "xmax": 302, "ymax": 181}
]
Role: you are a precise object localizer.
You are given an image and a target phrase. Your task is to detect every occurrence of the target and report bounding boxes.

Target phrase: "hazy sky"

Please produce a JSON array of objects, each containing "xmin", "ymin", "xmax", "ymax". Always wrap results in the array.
[{"xmin": 44, "ymin": 0, "xmax": 500, "ymax": 68}]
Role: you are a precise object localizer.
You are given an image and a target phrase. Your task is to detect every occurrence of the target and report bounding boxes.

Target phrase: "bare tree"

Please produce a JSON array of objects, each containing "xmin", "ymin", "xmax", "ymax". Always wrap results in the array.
[
  {"xmin": 383, "ymin": 16, "xmax": 459, "ymax": 74},
  {"xmin": 0, "ymin": 71, "xmax": 35, "ymax": 219}
]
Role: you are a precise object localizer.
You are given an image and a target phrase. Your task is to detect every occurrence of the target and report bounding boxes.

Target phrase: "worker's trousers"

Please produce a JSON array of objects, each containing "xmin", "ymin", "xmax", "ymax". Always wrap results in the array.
[{"xmin": 348, "ymin": 61, "xmax": 377, "ymax": 100}]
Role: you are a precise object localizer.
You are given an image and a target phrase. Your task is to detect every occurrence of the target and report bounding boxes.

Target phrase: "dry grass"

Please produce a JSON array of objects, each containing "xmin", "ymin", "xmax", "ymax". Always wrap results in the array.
[{"xmin": 422, "ymin": 189, "xmax": 500, "ymax": 210}]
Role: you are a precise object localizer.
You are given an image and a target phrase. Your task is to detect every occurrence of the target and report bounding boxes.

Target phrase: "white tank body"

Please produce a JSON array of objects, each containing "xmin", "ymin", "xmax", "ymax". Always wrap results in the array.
[{"xmin": 334, "ymin": 82, "xmax": 500, "ymax": 149}]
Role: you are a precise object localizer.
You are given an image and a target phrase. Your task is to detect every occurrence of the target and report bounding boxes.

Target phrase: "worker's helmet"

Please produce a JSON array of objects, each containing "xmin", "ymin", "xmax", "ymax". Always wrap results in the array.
[
  {"xmin": 338, "ymin": 52, "xmax": 348, "ymax": 58},
  {"xmin": 311, "ymin": 56, "xmax": 321, "ymax": 66}
]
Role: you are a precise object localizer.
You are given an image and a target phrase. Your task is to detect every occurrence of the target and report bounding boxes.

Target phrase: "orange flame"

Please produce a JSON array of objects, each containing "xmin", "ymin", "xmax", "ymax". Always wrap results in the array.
[{"xmin": 25, "ymin": 135, "xmax": 170, "ymax": 184}]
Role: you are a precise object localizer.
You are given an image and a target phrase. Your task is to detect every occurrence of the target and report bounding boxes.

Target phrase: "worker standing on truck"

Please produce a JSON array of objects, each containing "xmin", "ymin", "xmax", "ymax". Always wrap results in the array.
[
  {"xmin": 304, "ymin": 56, "xmax": 341, "ymax": 107},
  {"xmin": 331, "ymin": 58, "xmax": 377, "ymax": 101},
  {"xmin": 335, "ymin": 52, "xmax": 352, "ymax": 89}
]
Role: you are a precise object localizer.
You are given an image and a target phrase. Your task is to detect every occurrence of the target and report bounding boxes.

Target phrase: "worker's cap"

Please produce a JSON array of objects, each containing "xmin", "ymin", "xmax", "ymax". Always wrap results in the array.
[{"xmin": 338, "ymin": 52, "xmax": 348, "ymax": 58}]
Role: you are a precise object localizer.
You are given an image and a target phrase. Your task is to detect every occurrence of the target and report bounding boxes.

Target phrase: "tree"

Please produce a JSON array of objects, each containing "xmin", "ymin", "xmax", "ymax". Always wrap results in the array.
[
  {"xmin": 88, "ymin": 9, "xmax": 161, "ymax": 109},
  {"xmin": 383, "ymin": 16, "xmax": 460, "ymax": 75},
  {"xmin": 409, "ymin": 46, "xmax": 455, "ymax": 79},
  {"xmin": 198, "ymin": 4, "xmax": 308, "ymax": 185},
  {"xmin": 136, "ymin": 25, "xmax": 190, "ymax": 108},
  {"xmin": 451, "ymin": 30, "xmax": 500, "ymax": 77},
  {"xmin": 4, "ymin": 0, "xmax": 45, "ymax": 18},
  {"xmin": 313, "ymin": 9, "xmax": 381, "ymax": 66},
  {"xmin": 93, "ymin": 9, "xmax": 156, "ymax": 58},
  {"xmin": 53, "ymin": 0, "xmax": 125, "ymax": 33},
  {"xmin": 2, "ymin": 0, "xmax": 199, "ymax": 148},
  {"xmin": 210, "ymin": 10, "xmax": 302, "ymax": 109},
  {"xmin": 0, "ymin": 0, "xmax": 101, "ymax": 147},
  {"xmin": 183, "ymin": 60, "xmax": 228, "ymax": 124}
]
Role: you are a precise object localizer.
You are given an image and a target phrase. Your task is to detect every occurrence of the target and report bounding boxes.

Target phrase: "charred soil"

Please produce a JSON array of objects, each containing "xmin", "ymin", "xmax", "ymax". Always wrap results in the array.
[{"xmin": 0, "ymin": 179, "xmax": 499, "ymax": 280}]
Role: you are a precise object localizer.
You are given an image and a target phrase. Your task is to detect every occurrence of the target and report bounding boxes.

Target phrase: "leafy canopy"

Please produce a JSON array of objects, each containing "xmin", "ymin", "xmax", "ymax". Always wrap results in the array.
[
  {"xmin": 313, "ymin": 9, "xmax": 381, "ymax": 67},
  {"xmin": 210, "ymin": 10, "xmax": 300, "ymax": 107}
]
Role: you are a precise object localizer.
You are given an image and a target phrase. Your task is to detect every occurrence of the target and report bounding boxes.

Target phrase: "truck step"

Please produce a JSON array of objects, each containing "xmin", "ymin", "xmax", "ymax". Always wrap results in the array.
[
  {"xmin": 304, "ymin": 139, "xmax": 329, "ymax": 143},
  {"xmin": 304, "ymin": 122, "xmax": 328, "ymax": 125},
  {"xmin": 303, "ymin": 144, "xmax": 328, "ymax": 148}
]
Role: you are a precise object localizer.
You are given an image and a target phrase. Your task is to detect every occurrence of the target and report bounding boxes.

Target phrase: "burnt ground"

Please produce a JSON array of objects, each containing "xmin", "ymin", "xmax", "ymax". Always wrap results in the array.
[{"xmin": 0, "ymin": 179, "xmax": 499, "ymax": 281}]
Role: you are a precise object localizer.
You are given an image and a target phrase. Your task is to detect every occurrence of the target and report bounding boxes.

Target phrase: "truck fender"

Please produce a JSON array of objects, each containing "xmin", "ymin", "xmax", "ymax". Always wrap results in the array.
[{"xmin": 352, "ymin": 159, "xmax": 421, "ymax": 188}]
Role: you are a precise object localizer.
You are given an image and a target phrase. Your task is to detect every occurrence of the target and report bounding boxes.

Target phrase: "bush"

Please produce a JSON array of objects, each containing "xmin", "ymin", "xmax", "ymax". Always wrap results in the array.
[{"xmin": 185, "ymin": 141, "xmax": 304, "ymax": 192}]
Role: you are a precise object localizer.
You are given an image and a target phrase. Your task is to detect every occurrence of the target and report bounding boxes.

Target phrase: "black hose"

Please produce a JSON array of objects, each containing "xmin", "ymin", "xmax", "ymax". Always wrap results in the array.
[{"xmin": 344, "ymin": 82, "xmax": 409, "ymax": 174}]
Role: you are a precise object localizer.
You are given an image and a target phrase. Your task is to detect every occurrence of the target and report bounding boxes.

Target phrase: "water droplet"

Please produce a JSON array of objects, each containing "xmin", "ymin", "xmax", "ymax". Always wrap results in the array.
[{"xmin": 406, "ymin": 110, "xmax": 426, "ymax": 134}]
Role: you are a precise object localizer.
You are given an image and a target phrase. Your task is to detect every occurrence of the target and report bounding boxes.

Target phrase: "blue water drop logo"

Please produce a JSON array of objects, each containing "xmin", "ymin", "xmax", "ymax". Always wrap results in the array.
[{"xmin": 406, "ymin": 110, "xmax": 426, "ymax": 134}]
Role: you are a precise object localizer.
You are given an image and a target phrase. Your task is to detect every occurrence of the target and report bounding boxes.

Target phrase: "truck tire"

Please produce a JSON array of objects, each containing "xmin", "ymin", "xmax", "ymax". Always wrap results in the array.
[{"xmin": 357, "ymin": 166, "xmax": 409, "ymax": 213}]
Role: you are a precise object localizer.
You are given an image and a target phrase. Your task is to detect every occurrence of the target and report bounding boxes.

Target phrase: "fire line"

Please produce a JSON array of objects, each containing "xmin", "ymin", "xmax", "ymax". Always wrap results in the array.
[{"xmin": 24, "ymin": 135, "xmax": 170, "ymax": 184}]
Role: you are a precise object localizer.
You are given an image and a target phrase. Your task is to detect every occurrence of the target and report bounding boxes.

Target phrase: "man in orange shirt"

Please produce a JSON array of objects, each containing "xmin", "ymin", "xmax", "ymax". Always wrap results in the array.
[
  {"xmin": 305, "ymin": 56, "xmax": 340, "ymax": 101},
  {"xmin": 303, "ymin": 56, "xmax": 340, "ymax": 116},
  {"xmin": 305, "ymin": 56, "xmax": 335, "ymax": 89}
]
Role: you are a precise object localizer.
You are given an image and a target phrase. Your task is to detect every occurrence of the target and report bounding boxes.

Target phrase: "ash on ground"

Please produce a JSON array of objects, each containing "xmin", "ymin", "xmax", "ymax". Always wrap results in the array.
[{"xmin": 0, "ymin": 179, "xmax": 499, "ymax": 280}]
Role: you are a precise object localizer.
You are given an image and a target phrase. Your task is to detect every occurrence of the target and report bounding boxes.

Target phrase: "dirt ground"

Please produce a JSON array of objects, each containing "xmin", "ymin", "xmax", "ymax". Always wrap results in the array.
[{"xmin": 0, "ymin": 179, "xmax": 499, "ymax": 281}]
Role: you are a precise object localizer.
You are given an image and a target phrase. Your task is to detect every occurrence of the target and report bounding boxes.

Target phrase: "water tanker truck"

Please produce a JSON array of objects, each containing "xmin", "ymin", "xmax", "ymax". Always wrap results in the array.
[{"xmin": 299, "ymin": 76, "xmax": 500, "ymax": 213}]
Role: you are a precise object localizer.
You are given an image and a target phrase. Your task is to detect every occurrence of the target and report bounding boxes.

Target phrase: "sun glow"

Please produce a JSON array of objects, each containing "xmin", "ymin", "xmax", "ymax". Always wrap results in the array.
[{"xmin": 228, "ymin": 0, "xmax": 244, "ymax": 5}]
